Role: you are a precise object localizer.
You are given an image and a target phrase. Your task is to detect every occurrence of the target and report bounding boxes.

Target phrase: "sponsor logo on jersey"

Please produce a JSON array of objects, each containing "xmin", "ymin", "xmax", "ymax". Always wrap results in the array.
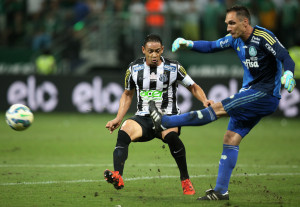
[
  {"xmin": 132, "ymin": 64, "xmax": 144, "ymax": 72},
  {"xmin": 220, "ymin": 39, "xmax": 229, "ymax": 48},
  {"xmin": 163, "ymin": 65, "xmax": 176, "ymax": 72},
  {"xmin": 159, "ymin": 74, "xmax": 168, "ymax": 82},
  {"xmin": 265, "ymin": 43, "xmax": 276, "ymax": 55},
  {"xmin": 140, "ymin": 90, "xmax": 164, "ymax": 101},
  {"xmin": 249, "ymin": 46, "xmax": 257, "ymax": 57},
  {"xmin": 243, "ymin": 59, "xmax": 259, "ymax": 68},
  {"xmin": 251, "ymin": 36, "xmax": 260, "ymax": 44}
]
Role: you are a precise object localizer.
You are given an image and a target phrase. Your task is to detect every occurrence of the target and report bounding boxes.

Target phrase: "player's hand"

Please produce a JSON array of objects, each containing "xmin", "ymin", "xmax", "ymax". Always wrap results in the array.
[
  {"xmin": 105, "ymin": 118, "xmax": 121, "ymax": 134},
  {"xmin": 172, "ymin": 38, "xmax": 194, "ymax": 52},
  {"xmin": 203, "ymin": 99, "xmax": 214, "ymax": 108},
  {"xmin": 281, "ymin": 70, "xmax": 296, "ymax": 93}
]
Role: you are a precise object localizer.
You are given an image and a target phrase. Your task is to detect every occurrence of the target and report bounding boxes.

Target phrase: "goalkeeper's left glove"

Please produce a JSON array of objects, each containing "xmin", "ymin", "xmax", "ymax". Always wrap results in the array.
[{"xmin": 281, "ymin": 70, "xmax": 296, "ymax": 93}]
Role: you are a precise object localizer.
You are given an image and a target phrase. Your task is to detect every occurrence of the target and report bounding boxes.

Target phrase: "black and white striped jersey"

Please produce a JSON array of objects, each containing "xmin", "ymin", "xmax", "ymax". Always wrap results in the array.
[{"xmin": 125, "ymin": 56, "xmax": 195, "ymax": 116}]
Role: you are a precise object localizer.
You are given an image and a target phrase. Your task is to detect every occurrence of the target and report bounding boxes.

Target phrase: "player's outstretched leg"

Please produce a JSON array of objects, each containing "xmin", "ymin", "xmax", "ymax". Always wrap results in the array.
[
  {"xmin": 149, "ymin": 101, "xmax": 217, "ymax": 132},
  {"xmin": 104, "ymin": 169, "xmax": 124, "ymax": 190}
]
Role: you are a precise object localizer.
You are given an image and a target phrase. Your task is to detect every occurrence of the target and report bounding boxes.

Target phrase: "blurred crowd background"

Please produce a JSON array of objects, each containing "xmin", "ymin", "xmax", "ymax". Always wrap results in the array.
[{"xmin": 0, "ymin": 0, "xmax": 300, "ymax": 75}]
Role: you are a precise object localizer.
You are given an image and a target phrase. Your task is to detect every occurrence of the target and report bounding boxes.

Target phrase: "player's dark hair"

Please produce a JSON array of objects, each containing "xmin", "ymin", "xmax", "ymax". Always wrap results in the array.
[
  {"xmin": 227, "ymin": 5, "xmax": 251, "ymax": 24},
  {"xmin": 143, "ymin": 34, "xmax": 163, "ymax": 46}
]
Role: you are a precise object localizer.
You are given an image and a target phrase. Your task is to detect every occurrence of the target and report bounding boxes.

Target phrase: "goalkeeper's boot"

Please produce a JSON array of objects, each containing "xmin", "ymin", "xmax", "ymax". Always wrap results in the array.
[
  {"xmin": 197, "ymin": 188, "xmax": 229, "ymax": 200},
  {"xmin": 104, "ymin": 169, "xmax": 124, "ymax": 190},
  {"xmin": 181, "ymin": 179, "xmax": 196, "ymax": 195},
  {"xmin": 148, "ymin": 100, "xmax": 166, "ymax": 132}
]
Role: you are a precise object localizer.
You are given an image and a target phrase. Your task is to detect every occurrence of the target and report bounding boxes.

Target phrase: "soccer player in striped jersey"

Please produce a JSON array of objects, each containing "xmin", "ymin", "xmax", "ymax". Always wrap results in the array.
[
  {"xmin": 104, "ymin": 34, "xmax": 214, "ymax": 194},
  {"xmin": 149, "ymin": 5, "xmax": 296, "ymax": 200}
]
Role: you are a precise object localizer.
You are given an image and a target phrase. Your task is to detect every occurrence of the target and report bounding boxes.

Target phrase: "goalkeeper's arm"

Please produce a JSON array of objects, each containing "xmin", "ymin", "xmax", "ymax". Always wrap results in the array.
[{"xmin": 172, "ymin": 38, "xmax": 222, "ymax": 53}]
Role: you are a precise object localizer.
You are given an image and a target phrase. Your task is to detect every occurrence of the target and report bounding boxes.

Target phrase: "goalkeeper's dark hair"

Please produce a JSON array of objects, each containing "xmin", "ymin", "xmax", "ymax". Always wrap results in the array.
[
  {"xmin": 143, "ymin": 34, "xmax": 163, "ymax": 46},
  {"xmin": 227, "ymin": 5, "xmax": 251, "ymax": 25}
]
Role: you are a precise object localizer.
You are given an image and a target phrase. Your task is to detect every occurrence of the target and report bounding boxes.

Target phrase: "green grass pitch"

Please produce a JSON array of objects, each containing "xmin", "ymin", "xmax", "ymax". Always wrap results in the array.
[{"xmin": 0, "ymin": 113, "xmax": 300, "ymax": 207}]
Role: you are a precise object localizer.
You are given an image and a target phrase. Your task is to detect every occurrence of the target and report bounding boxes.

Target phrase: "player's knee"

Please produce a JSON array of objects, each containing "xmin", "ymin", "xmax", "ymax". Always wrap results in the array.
[
  {"xmin": 120, "ymin": 120, "xmax": 142, "ymax": 140},
  {"xmin": 223, "ymin": 131, "xmax": 242, "ymax": 145},
  {"xmin": 116, "ymin": 130, "xmax": 131, "ymax": 147},
  {"xmin": 211, "ymin": 102, "xmax": 227, "ymax": 118},
  {"xmin": 163, "ymin": 131, "xmax": 179, "ymax": 144}
]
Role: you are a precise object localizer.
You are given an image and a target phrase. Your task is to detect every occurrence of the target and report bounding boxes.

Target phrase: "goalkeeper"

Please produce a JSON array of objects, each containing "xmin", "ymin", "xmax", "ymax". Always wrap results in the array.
[{"xmin": 149, "ymin": 5, "xmax": 296, "ymax": 201}]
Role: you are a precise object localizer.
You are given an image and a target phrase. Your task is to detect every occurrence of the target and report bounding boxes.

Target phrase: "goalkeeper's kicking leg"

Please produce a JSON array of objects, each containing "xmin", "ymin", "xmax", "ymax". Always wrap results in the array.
[{"xmin": 149, "ymin": 89, "xmax": 279, "ymax": 200}]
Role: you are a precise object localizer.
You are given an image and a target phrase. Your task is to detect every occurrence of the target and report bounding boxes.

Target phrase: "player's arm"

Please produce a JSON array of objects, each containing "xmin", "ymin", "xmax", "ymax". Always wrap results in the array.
[
  {"xmin": 187, "ymin": 83, "xmax": 214, "ymax": 107},
  {"xmin": 106, "ymin": 89, "xmax": 134, "ymax": 134},
  {"xmin": 281, "ymin": 58, "xmax": 296, "ymax": 93},
  {"xmin": 106, "ymin": 67, "xmax": 135, "ymax": 133},
  {"xmin": 172, "ymin": 35, "xmax": 232, "ymax": 53},
  {"xmin": 263, "ymin": 37, "xmax": 296, "ymax": 93},
  {"xmin": 115, "ymin": 89, "xmax": 134, "ymax": 121}
]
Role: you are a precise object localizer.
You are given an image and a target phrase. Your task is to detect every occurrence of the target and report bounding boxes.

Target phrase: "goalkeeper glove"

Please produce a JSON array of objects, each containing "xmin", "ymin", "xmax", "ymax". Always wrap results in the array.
[
  {"xmin": 281, "ymin": 70, "xmax": 296, "ymax": 93},
  {"xmin": 172, "ymin": 38, "xmax": 194, "ymax": 52}
]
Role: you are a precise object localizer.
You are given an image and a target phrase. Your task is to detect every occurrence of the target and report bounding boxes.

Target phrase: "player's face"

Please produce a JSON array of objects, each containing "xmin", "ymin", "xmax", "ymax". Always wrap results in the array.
[
  {"xmin": 225, "ymin": 11, "xmax": 247, "ymax": 39},
  {"xmin": 142, "ymin": 41, "xmax": 164, "ymax": 67}
]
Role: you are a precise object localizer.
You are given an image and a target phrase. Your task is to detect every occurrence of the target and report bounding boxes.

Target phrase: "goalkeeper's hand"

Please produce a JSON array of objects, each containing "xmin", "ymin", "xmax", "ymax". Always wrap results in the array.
[
  {"xmin": 281, "ymin": 70, "xmax": 296, "ymax": 93},
  {"xmin": 172, "ymin": 38, "xmax": 194, "ymax": 52}
]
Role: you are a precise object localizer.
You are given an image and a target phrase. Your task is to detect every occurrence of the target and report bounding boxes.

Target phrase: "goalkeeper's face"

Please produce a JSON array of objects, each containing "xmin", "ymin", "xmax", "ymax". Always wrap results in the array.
[
  {"xmin": 225, "ymin": 11, "xmax": 248, "ymax": 40},
  {"xmin": 142, "ymin": 42, "xmax": 164, "ymax": 67}
]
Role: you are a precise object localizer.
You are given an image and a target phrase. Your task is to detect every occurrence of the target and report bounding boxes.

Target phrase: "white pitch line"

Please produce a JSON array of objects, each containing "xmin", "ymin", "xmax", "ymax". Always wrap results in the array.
[
  {"xmin": 0, "ymin": 163, "xmax": 298, "ymax": 168},
  {"xmin": 1, "ymin": 172, "xmax": 300, "ymax": 186}
]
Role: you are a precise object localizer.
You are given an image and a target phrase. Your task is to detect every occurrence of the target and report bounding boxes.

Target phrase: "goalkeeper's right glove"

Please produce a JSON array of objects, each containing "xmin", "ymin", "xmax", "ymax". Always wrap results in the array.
[
  {"xmin": 281, "ymin": 70, "xmax": 296, "ymax": 93},
  {"xmin": 172, "ymin": 38, "xmax": 194, "ymax": 52}
]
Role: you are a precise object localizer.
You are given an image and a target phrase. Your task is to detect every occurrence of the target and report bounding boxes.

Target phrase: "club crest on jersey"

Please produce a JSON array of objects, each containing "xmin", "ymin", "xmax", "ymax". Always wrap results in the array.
[
  {"xmin": 132, "ymin": 64, "xmax": 144, "ymax": 72},
  {"xmin": 159, "ymin": 74, "xmax": 168, "ymax": 82},
  {"xmin": 163, "ymin": 65, "xmax": 176, "ymax": 72},
  {"xmin": 249, "ymin": 46, "xmax": 257, "ymax": 57}
]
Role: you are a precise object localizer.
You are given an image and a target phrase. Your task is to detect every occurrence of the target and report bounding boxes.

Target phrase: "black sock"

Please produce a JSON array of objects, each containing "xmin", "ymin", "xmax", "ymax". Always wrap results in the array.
[
  {"xmin": 164, "ymin": 131, "xmax": 189, "ymax": 180},
  {"xmin": 113, "ymin": 130, "xmax": 131, "ymax": 176}
]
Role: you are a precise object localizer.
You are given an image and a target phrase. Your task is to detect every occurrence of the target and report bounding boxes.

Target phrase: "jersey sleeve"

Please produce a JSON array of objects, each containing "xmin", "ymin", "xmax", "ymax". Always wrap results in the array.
[
  {"xmin": 260, "ymin": 34, "xmax": 295, "ymax": 73},
  {"xmin": 124, "ymin": 68, "xmax": 135, "ymax": 90},
  {"xmin": 177, "ymin": 65, "xmax": 195, "ymax": 87},
  {"xmin": 192, "ymin": 34, "xmax": 233, "ymax": 53}
]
